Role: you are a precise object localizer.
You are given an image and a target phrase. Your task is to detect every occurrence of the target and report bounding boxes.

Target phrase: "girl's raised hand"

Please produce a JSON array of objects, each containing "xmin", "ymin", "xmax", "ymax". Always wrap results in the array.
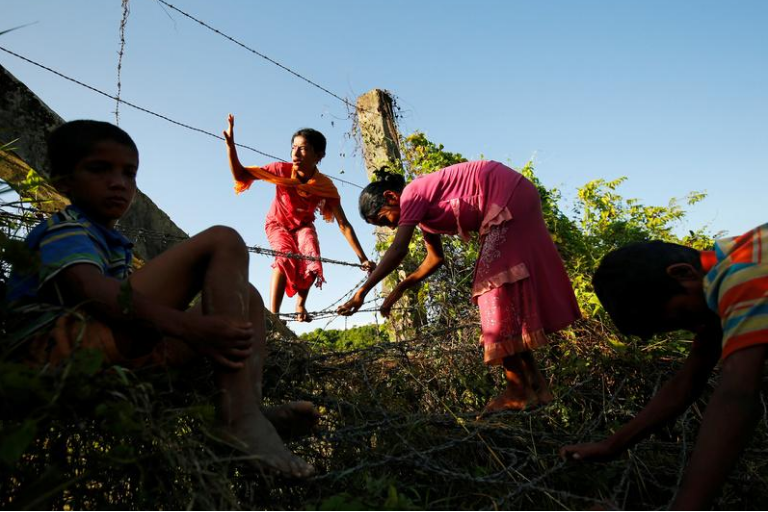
[{"xmin": 223, "ymin": 114, "xmax": 236, "ymax": 146}]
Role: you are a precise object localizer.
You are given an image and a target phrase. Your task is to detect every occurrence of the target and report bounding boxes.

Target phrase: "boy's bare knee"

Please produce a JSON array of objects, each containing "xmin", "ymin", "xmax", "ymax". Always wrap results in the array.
[{"xmin": 201, "ymin": 225, "xmax": 247, "ymax": 253}]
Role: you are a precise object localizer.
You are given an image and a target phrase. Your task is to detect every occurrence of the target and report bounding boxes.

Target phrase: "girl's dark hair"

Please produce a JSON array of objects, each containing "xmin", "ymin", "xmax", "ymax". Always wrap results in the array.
[
  {"xmin": 292, "ymin": 128, "xmax": 326, "ymax": 159},
  {"xmin": 358, "ymin": 169, "xmax": 406, "ymax": 222},
  {"xmin": 47, "ymin": 120, "xmax": 138, "ymax": 179},
  {"xmin": 592, "ymin": 241, "xmax": 701, "ymax": 339}
]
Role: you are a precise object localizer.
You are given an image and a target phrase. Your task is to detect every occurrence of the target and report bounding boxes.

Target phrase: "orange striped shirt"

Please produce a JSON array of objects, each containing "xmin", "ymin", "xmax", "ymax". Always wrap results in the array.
[{"xmin": 702, "ymin": 223, "xmax": 768, "ymax": 359}]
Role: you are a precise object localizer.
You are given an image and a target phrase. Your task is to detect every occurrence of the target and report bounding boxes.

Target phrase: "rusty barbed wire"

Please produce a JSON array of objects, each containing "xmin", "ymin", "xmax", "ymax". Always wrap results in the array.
[
  {"xmin": 0, "ymin": 45, "xmax": 364, "ymax": 189},
  {"xmin": 114, "ymin": 0, "xmax": 131, "ymax": 124},
  {"xmin": 0, "ymin": 209, "xmax": 370, "ymax": 270},
  {"xmin": 153, "ymin": 0, "xmax": 389, "ymax": 120}
]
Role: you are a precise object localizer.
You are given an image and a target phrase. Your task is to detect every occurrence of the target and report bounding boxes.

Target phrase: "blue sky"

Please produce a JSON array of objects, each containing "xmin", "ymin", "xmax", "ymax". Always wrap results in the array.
[{"xmin": 3, "ymin": 0, "xmax": 766, "ymax": 333}]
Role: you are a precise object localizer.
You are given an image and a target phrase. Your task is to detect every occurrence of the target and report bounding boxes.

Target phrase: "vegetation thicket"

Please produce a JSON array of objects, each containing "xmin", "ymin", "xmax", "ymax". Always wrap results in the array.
[{"xmin": 3, "ymin": 135, "xmax": 766, "ymax": 510}]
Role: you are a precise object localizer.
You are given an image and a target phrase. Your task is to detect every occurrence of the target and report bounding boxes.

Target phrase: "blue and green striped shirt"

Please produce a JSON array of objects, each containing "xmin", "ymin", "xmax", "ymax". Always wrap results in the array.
[{"xmin": 6, "ymin": 205, "xmax": 133, "ymax": 303}]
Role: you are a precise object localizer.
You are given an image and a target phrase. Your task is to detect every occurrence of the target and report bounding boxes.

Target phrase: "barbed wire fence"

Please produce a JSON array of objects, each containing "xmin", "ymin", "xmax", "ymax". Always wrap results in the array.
[
  {"xmin": 0, "ymin": 46, "xmax": 364, "ymax": 190},
  {"xmin": 3, "ymin": 5, "xmax": 767, "ymax": 508},
  {"xmin": 3, "ymin": 194, "xmax": 766, "ymax": 510}
]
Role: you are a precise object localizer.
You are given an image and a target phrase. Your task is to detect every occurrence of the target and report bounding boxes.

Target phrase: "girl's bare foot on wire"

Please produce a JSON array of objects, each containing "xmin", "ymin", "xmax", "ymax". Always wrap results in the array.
[{"xmin": 295, "ymin": 304, "xmax": 312, "ymax": 322}]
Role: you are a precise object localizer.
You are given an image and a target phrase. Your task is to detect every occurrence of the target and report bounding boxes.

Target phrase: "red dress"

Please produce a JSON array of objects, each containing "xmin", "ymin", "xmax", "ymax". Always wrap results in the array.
[{"xmin": 259, "ymin": 162, "xmax": 340, "ymax": 297}]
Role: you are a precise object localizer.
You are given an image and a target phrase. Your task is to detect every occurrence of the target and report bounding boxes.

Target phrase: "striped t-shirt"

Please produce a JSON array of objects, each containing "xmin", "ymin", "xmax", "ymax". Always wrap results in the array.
[
  {"xmin": 702, "ymin": 222, "xmax": 768, "ymax": 360},
  {"xmin": 6, "ymin": 205, "xmax": 134, "ymax": 303}
]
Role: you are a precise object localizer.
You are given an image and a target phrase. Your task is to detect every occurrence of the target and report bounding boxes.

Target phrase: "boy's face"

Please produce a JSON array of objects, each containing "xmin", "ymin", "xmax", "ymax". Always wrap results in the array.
[
  {"xmin": 59, "ymin": 140, "xmax": 138, "ymax": 227},
  {"xmin": 658, "ymin": 263, "xmax": 714, "ymax": 333}
]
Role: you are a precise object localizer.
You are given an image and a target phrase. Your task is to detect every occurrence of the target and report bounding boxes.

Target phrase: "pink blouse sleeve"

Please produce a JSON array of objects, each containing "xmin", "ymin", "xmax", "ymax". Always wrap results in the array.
[{"xmin": 398, "ymin": 185, "xmax": 430, "ymax": 226}]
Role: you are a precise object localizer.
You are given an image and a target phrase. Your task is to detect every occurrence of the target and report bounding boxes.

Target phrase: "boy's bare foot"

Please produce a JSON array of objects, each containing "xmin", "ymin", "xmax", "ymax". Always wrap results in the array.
[
  {"xmin": 263, "ymin": 401, "xmax": 321, "ymax": 439},
  {"xmin": 224, "ymin": 409, "xmax": 315, "ymax": 478}
]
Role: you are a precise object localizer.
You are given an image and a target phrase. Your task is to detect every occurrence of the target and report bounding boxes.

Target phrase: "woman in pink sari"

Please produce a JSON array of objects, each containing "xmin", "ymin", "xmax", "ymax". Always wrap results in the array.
[
  {"xmin": 224, "ymin": 115, "xmax": 374, "ymax": 321},
  {"xmin": 338, "ymin": 161, "xmax": 580, "ymax": 413}
]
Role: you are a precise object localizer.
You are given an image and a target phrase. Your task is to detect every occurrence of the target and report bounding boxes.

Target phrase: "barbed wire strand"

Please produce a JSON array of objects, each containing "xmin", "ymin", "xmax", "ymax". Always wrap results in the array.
[
  {"xmin": 154, "ymin": 0, "xmax": 381, "ymax": 118},
  {"xmin": 0, "ymin": 45, "xmax": 363, "ymax": 189},
  {"xmin": 0, "ymin": 209, "xmax": 369, "ymax": 270},
  {"xmin": 114, "ymin": 0, "xmax": 131, "ymax": 124}
]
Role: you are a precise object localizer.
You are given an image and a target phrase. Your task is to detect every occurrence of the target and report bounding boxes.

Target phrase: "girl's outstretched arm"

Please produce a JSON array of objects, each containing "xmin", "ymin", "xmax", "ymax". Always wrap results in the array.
[
  {"xmin": 380, "ymin": 232, "xmax": 443, "ymax": 317},
  {"xmin": 337, "ymin": 224, "xmax": 416, "ymax": 315},
  {"xmin": 331, "ymin": 202, "xmax": 376, "ymax": 272},
  {"xmin": 223, "ymin": 114, "xmax": 253, "ymax": 185}
]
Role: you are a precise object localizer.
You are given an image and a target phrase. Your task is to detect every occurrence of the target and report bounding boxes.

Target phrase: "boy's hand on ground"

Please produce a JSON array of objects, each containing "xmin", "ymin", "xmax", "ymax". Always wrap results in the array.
[
  {"xmin": 182, "ymin": 314, "xmax": 254, "ymax": 369},
  {"xmin": 559, "ymin": 440, "xmax": 618, "ymax": 463}
]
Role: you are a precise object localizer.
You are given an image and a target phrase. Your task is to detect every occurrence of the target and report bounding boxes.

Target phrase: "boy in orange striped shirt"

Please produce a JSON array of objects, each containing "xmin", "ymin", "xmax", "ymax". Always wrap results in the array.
[{"xmin": 560, "ymin": 224, "xmax": 768, "ymax": 509}]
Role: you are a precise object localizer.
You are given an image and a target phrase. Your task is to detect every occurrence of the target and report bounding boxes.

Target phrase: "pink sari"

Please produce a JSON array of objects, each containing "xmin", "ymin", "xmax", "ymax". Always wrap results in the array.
[{"xmin": 398, "ymin": 161, "xmax": 581, "ymax": 365}]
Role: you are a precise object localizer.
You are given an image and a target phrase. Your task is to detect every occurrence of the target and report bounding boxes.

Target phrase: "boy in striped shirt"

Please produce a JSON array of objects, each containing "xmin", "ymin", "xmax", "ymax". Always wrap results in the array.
[
  {"xmin": 560, "ymin": 224, "xmax": 768, "ymax": 509},
  {"xmin": 6, "ymin": 120, "xmax": 314, "ymax": 478}
]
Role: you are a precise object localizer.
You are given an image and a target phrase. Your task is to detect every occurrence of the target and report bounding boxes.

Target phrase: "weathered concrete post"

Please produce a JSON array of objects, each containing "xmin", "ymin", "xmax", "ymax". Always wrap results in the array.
[
  {"xmin": 356, "ymin": 89, "xmax": 402, "ymax": 178},
  {"xmin": 356, "ymin": 89, "xmax": 422, "ymax": 338}
]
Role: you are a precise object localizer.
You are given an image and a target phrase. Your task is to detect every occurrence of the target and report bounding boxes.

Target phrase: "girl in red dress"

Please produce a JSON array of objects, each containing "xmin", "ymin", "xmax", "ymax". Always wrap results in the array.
[{"xmin": 224, "ymin": 115, "xmax": 374, "ymax": 321}]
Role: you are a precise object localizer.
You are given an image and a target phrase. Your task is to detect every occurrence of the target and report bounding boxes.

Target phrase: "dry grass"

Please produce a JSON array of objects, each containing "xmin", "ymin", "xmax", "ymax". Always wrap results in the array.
[{"xmin": 2, "ymin": 314, "xmax": 768, "ymax": 510}]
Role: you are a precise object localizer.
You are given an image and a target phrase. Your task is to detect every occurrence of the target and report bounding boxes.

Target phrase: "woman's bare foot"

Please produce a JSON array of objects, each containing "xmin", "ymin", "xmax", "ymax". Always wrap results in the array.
[
  {"xmin": 526, "ymin": 357, "xmax": 554, "ymax": 405},
  {"xmin": 535, "ymin": 386, "xmax": 554, "ymax": 405},
  {"xmin": 477, "ymin": 385, "xmax": 538, "ymax": 418},
  {"xmin": 263, "ymin": 401, "xmax": 321, "ymax": 440},
  {"xmin": 224, "ymin": 409, "xmax": 315, "ymax": 478}
]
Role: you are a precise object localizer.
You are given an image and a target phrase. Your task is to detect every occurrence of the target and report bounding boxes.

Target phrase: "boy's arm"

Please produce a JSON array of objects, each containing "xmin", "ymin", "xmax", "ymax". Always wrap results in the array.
[
  {"xmin": 380, "ymin": 232, "xmax": 443, "ymax": 317},
  {"xmin": 331, "ymin": 202, "xmax": 375, "ymax": 271},
  {"xmin": 561, "ymin": 330, "xmax": 721, "ymax": 461},
  {"xmin": 672, "ymin": 344, "xmax": 767, "ymax": 510},
  {"xmin": 51, "ymin": 263, "xmax": 254, "ymax": 368}
]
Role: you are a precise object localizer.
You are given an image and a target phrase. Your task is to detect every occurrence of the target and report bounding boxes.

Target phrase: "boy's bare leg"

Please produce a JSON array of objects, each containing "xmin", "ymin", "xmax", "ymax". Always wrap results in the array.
[
  {"xmin": 269, "ymin": 268, "xmax": 287, "ymax": 316},
  {"xmin": 263, "ymin": 401, "xmax": 321, "ymax": 439},
  {"xmin": 128, "ymin": 226, "xmax": 313, "ymax": 477},
  {"xmin": 479, "ymin": 354, "xmax": 537, "ymax": 417},
  {"xmin": 226, "ymin": 285, "xmax": 314, "ymax": 476},
  {"xmin": 295, "ymin": 287, "xmax": 312, "ymax": 322},
  {"xmin": 521, "ymin": 351, "xmax": 553, "ymax": 404}
]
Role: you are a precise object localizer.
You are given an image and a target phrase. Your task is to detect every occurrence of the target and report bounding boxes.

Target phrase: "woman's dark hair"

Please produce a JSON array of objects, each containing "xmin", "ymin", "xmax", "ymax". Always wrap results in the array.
[
  {"xmin": 592, "ymin": 241, "xmax": 701, "ymax": 339},
  {"xmin": 47, "ymin": 120, "xmax": 138, "ymax": 179},
  {"xmin": 358, "ymin": 169, "xmax": 406, "ymax": 222},
  {"xmin": 291, "ymin": 128, "xmax": 326, "ymax": 159}
]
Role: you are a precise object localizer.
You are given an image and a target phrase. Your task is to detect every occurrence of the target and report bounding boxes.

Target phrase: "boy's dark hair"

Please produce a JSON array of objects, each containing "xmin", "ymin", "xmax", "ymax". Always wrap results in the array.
[
  {"xmin": 47, "ymin": 120, "xmax": 138, "ymax": 180},
  {"xmin": 593, "ymin": 241, "xmax": 701, "ymax": 339},
  {"xmin": 291, "ymin": 128, "xmax": 326, "ymax": 159},
  {"xmin": 358, "ymin": 169, "xmax": 406, "ymax": 222}
]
